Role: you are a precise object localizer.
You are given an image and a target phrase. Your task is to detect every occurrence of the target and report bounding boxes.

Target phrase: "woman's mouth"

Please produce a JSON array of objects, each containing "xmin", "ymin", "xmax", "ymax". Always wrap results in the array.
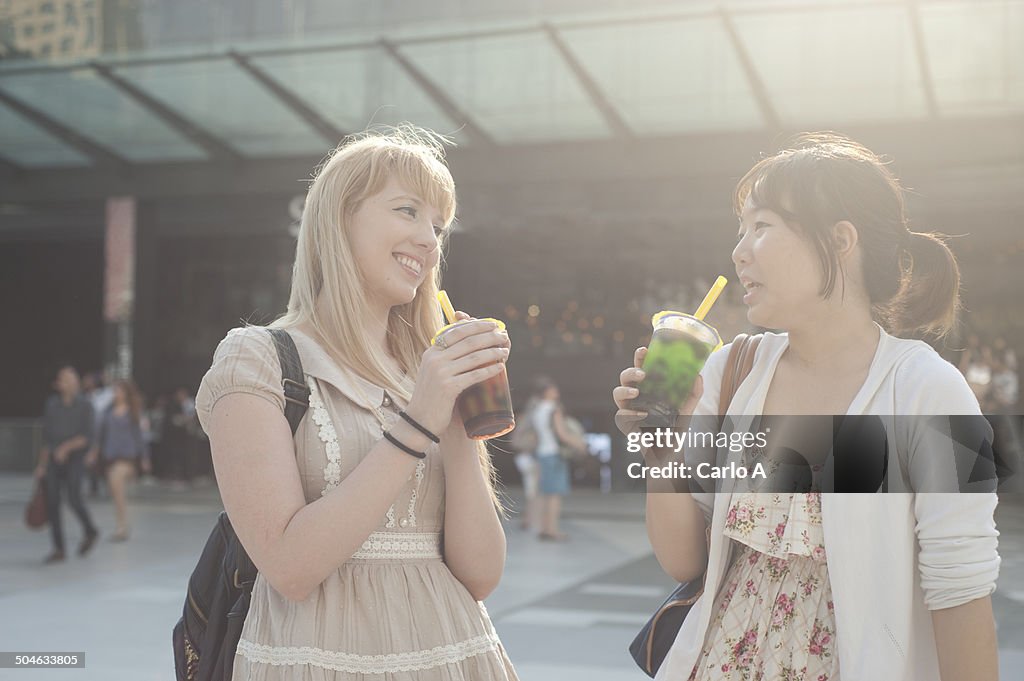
[
  {"xmin": 394, "ymin": 253, "xmax": 423, "ymax": 279},
  {"xmin": 742, "ymin": 279, "xmax": 763, "ymax": 304}
]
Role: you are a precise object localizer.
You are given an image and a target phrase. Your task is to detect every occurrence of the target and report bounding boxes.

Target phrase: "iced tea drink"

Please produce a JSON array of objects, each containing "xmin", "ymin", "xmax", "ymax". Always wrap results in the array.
[
  {"xmin": 432, "ymin": 318, "xmax": 515, "ymax": 440},
  {"xmin": 633, "ymin": 311, "xmax": 723, "ymax": 427}
]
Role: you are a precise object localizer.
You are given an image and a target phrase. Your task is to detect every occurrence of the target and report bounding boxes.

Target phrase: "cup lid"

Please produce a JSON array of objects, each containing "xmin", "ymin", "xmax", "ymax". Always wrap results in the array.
[{"xmin": 432, "ymin": 317, "xmax": 506, "ymax": 345}]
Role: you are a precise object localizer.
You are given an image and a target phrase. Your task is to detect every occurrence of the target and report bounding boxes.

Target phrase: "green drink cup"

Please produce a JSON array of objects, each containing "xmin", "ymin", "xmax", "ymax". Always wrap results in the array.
[
  {"xmin": 633, "ymin": 313, "xmax": 723, "ymax": 427},
  {"xmin": 632, "ymin": 276, "xmax": 728, "ymax": 427}
]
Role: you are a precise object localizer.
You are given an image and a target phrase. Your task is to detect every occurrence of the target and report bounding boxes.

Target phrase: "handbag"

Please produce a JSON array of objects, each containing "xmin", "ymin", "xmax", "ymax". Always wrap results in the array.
[
  {"xmin": 628, "ymin": 333, "xmax": 762, "ymax": 678},
  {"xmin": 556, "ymin": 411, "xmax": 589, "ymax": 462},
  {"xmin": 508, "ymin": 404, "xmax": 539, "ymax": 454},
  {"xmin": 172, "ymin": 329, "xmax": 310, "ymax": 681},
  {"xmin": 25, "ymin": 479, "xmax": 48, "ymax": 530}
]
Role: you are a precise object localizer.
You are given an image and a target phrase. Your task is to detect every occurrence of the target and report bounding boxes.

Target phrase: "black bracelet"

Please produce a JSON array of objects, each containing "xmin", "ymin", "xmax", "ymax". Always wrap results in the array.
[
  {"xmin": 382, "ymin": 430, "xmax": 427, "ymax": 459},
  {"xmin": 398, "ymin": 411, "xmax": 441, "ymax": 443}
]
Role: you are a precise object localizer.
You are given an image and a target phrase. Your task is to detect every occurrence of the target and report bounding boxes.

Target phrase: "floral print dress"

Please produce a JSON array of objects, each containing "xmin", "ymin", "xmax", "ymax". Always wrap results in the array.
[{"xmin": 688, "ymin": 492, "xmax": 839, "ymax": 681}]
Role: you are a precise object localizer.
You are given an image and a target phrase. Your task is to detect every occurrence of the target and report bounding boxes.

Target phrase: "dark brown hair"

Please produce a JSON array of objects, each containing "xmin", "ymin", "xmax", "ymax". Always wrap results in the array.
[
  {"xmin": 733, "ymin": 132, "xmax": 960, "ymax": 340},
  {"xmin": 114, "ymin": 379, "xmax": 144, "ymax": 425}
]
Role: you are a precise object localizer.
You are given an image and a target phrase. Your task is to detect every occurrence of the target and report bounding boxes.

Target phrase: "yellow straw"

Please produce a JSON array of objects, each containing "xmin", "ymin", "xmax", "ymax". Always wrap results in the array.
[
  {"xmin": 694, "ymin": 276, "xmax": 728, "ymax": 321},
  {"xmin": 437, "ymin": 290, "xmax": 457, "ymax": 324}
]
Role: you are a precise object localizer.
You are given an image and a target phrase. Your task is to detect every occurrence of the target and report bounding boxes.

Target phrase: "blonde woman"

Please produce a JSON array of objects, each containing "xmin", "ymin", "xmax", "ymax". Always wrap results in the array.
[
  {"xmin": 196, "ymin": 127, "xmax": 518, "ymax": 680},
  {"xmin": 614, "ymin": 134, "xmax": 1000, "ymax": 680}
]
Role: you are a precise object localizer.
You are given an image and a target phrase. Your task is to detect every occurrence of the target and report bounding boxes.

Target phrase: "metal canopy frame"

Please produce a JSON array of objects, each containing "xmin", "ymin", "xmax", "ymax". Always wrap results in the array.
[
  {"xmin": 227, "ymin": 50, "xmax": 347, "ymax": 146},
  {"xmin": 0, "ymin": 0, "xmax": 1016, "ymax": 172},
  {"xmin": 541, "ymin": 23, "xmax": 632, "ymax": 139},
  {"xmin": 90, "ymin": 61, "xmax": 241, "ymax": 163},
  {"xmin": 0, "ymin": 87, "xmax": 127, "ymax": 169},
  {"xmin": 378, "ymin": 38, "xmax": 494, "ymax": 148}
]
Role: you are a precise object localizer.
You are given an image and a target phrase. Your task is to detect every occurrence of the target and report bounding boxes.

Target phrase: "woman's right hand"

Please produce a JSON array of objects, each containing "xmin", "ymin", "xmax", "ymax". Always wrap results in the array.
[
  {"xmin": 405, "ymin": 319, "xmax": 510, "ymax": 436},
  {"xmin": 612, "ymin": 346, "xmax": 703, "ymax": 437}
]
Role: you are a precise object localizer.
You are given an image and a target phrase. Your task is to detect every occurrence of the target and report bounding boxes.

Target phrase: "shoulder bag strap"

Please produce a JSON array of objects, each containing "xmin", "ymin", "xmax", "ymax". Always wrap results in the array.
[
  {"xmin": 718, "ymin": 333, "xmax": 763, "ymax": 423},
  {"xmin": 267, "ymin": 329, "xmax": 310, "ymax": 436}
]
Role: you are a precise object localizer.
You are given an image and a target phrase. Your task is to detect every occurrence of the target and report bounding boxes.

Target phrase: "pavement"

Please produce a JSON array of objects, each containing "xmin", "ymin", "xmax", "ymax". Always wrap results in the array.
[{"xmin": 0, "ymin": 474, "xmax": 1021, "ymax": 680}]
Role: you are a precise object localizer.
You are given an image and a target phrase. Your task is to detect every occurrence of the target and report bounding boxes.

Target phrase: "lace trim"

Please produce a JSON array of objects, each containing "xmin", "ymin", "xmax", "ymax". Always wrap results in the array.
[
  {"xmin": 236, "ymin": 632, "xmax": 500, "ymax": 673},
  {"xmin": 407, "ymin": 460, "xmax": 425, "ymax": 527},
  {"xmin": 351, "ymin": 531, "xmax": 442, "ymax": 560},
  {"xmin": 309, "ymin": 380, "xmax": 342, "ymax": 496},
  {"xmin": 308, "ymin": 377, "xmax": 424, "ymax": 527}
]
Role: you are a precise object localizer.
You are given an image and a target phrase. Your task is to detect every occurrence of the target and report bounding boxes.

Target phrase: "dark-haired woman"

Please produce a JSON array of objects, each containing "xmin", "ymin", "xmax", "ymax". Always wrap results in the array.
[
  {"xmin": 98, "ymin": 380, "xmax": 151, "ymax": 541},
  {"xmin": 614, "ymin": 134, "xmax": 999, "ymax": 680}
]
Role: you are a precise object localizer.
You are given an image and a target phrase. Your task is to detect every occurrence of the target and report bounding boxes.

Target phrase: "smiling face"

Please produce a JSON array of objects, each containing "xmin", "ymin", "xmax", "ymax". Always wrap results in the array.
[
  {"xmin": 732, "ymin": 196, "xmax": 830, "ymax": 330},
  {"xmin": 347, "ymin": 176, "xmax": 445, "ymax": 313}
]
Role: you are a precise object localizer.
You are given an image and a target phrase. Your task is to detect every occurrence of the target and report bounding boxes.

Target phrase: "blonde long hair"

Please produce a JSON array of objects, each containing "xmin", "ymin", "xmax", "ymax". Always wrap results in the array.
[{"xmin": 272, "ymin": 125, "xmax": 501, "ymax": 508}]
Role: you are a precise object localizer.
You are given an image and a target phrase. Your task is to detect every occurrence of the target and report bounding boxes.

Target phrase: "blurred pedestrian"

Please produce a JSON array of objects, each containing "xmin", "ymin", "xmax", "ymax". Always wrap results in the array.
[
  {"xmin": 165, "ymin": 387, "xmax": 199, "ymax": 488},
  {"xmin": 98, "ymin": 379, "xmax": 152, "ymax": 541},
  {"xmin": 34, "ymin": 366, "xmax": 100, "ymax": 564},
  {"xmin": 146, "ymin": 394, "xmax": 168, "ymax": 479},
  {"xmin": 509, "ymin": 382, "xmax": 544, "ymax": 531},
  {"xmin": 960, "ymin": 333, "xmax": 994, "ymax": 405},
  {"xmin": 531, "ymin": 376, "xmax": 576, "ymax": 541},
  {"xmin": 989, "ymin": 354, "xmax": 1023, "ymax": 490},
  {"xmin": 82, "ymin": 370, "xmax": 113, "ymax": 498}
]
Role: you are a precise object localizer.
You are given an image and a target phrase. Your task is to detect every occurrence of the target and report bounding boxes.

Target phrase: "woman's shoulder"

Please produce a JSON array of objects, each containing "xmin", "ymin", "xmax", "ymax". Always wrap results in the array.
[
  {"xmin": 196, "ymin": 326, "xmax": 286, "ymax": 430},
  {"xmin": 883, "ymin": 334, "xmax": 980, "ymax": 414},
  {"xmin": 213, "ymin": 325, "xmax": 277, "ymax": 358}
]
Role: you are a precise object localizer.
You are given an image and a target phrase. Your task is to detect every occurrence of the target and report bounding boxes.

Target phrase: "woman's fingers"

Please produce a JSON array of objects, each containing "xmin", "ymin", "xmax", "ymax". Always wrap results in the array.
[
  {"xmin": 435, "ymin": 319, "xmax": 497, "ymax": 345},
  {"xmin": 634, "ymin": 346, "xmax": 648, "ymax": 369},
  {"xmin": 619, "ymin": 366, "xmax": 645, "ymax": 388},
  {"xmin": 450, "ymin": 346, "xmax": 510, "ymax": 375},
  {"xmin": 438, "ymin": 327, "xmax": 510, "ymax": 359},
  {"xmin": 612, "ymin": 385, "xmax": 640, "ymax": 410},
  {"xmin": 614, "ymin": 408, "xmax": 648, "ymax": 436},
  {"xmin": 452, "ymin": 361, "xmax": 506, "ymax": 392}
]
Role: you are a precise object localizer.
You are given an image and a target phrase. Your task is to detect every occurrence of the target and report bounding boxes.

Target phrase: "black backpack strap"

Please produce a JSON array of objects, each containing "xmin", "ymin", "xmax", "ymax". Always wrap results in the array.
[{"xmin": 267, "ymin": 329, "xmax": 310, "ymax": 436}]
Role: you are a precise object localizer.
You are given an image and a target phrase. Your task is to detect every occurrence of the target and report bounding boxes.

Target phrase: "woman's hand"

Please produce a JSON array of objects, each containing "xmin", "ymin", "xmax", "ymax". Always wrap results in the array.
[
  {"xmin": 405, "ymin": 313, "xmax": 511, "ymax": 436},
  {"xmin": 612, "ymin": 346, "xmax": 703, "ymax": 437}
]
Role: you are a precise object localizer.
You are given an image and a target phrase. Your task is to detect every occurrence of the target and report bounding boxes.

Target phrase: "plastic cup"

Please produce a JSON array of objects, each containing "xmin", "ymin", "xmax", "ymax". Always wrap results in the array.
[
  {"xmin": 633, "ymin": 311, "xmax": 723, "ymax": 427},
  {"xmin": 432, "ymin": 318, "xmax": 515, "ymax": 440}
]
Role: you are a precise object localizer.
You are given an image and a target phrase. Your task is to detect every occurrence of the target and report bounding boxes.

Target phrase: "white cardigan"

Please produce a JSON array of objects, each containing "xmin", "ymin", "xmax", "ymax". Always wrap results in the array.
[{"xmin": 656, "ymin": 325, "xmax": 1001, "ymax": 681}]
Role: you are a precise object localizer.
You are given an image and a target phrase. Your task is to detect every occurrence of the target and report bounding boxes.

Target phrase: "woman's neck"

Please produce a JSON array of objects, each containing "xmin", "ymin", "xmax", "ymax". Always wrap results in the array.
[{"xmin": 785, "ymin": 307, "xmax": 880, "ymax": 376}]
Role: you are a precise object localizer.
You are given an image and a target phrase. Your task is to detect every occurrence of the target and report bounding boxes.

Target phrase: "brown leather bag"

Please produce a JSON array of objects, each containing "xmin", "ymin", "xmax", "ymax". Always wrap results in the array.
[{"xmin": 25, "ymin": 479, "xmax": 48, "ymax": 530}]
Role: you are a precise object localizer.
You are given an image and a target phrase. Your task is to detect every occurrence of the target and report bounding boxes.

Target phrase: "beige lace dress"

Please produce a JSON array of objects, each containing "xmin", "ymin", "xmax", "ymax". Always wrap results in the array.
[
  {"xmin": 195, "ymin": 327, "xmax": 519, "ymax": 681},
  {"xmin": 688, "ymin": 492, "xmax": 840, "ymax": 681}
]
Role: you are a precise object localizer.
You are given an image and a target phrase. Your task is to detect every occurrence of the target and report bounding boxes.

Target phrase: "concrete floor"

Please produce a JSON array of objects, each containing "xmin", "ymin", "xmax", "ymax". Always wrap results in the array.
[{"xmin": 0, "ymin": 476, "xmax": 1021, "ymax": 680}]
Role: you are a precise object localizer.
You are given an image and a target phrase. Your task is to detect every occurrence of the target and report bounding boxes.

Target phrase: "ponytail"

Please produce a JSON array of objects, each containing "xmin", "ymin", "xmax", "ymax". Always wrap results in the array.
[{"xmin": 887, "ymin": 231, "xmax": 960, "ymax": 340}]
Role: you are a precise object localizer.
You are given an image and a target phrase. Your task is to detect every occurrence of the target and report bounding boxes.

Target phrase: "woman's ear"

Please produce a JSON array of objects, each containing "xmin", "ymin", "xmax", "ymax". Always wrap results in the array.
[{"xmin": 833, "ymin": 221, "xmax": 859, "ymax": 259}]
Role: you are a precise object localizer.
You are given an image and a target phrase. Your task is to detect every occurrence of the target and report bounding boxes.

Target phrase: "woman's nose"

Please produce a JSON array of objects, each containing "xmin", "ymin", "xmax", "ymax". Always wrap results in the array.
[{"xmin": 732, "ymin": 239, "xmax": 748, "ymax": 267}]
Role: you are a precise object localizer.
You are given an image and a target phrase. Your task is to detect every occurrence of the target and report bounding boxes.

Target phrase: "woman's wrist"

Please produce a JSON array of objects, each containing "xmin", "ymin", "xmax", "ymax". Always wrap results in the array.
[
  {"xmin": 387, "ymin": 420, "xmax": 433, "ymax": 455},
  {"xmin": 403, "ymin": 400, "xmax": 447, "ymax": 438}
]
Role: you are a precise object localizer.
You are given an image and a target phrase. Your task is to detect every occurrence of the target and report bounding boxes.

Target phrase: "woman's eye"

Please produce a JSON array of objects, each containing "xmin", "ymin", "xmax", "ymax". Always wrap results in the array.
[
  {"xmin": 397, "ymin": 206, "xmax": 417, "ymax": 218},
  {"xmin": 754, "ymin": 221, "xmax": 770, "ymax": 231}
]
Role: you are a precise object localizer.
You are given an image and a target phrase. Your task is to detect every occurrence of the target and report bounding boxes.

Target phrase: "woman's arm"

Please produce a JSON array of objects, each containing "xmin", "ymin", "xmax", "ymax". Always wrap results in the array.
[
  {"xmin": 615, "ymin": 345, "xmax": 711, "ymax": 583},
  {"xmin": 931, "ymin": 595, "xmax": 998, "ymax": 681},
  {"xmin": 440, "ymin": 427, "xmax": 507, "ymax": 601},
  {"xmin": 209, "ymin": 393, "xmax": 434, "ymax": 602},
  {"xmin": 644, "ymin": 453, "xmax": 709, "ymax": 583}
]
